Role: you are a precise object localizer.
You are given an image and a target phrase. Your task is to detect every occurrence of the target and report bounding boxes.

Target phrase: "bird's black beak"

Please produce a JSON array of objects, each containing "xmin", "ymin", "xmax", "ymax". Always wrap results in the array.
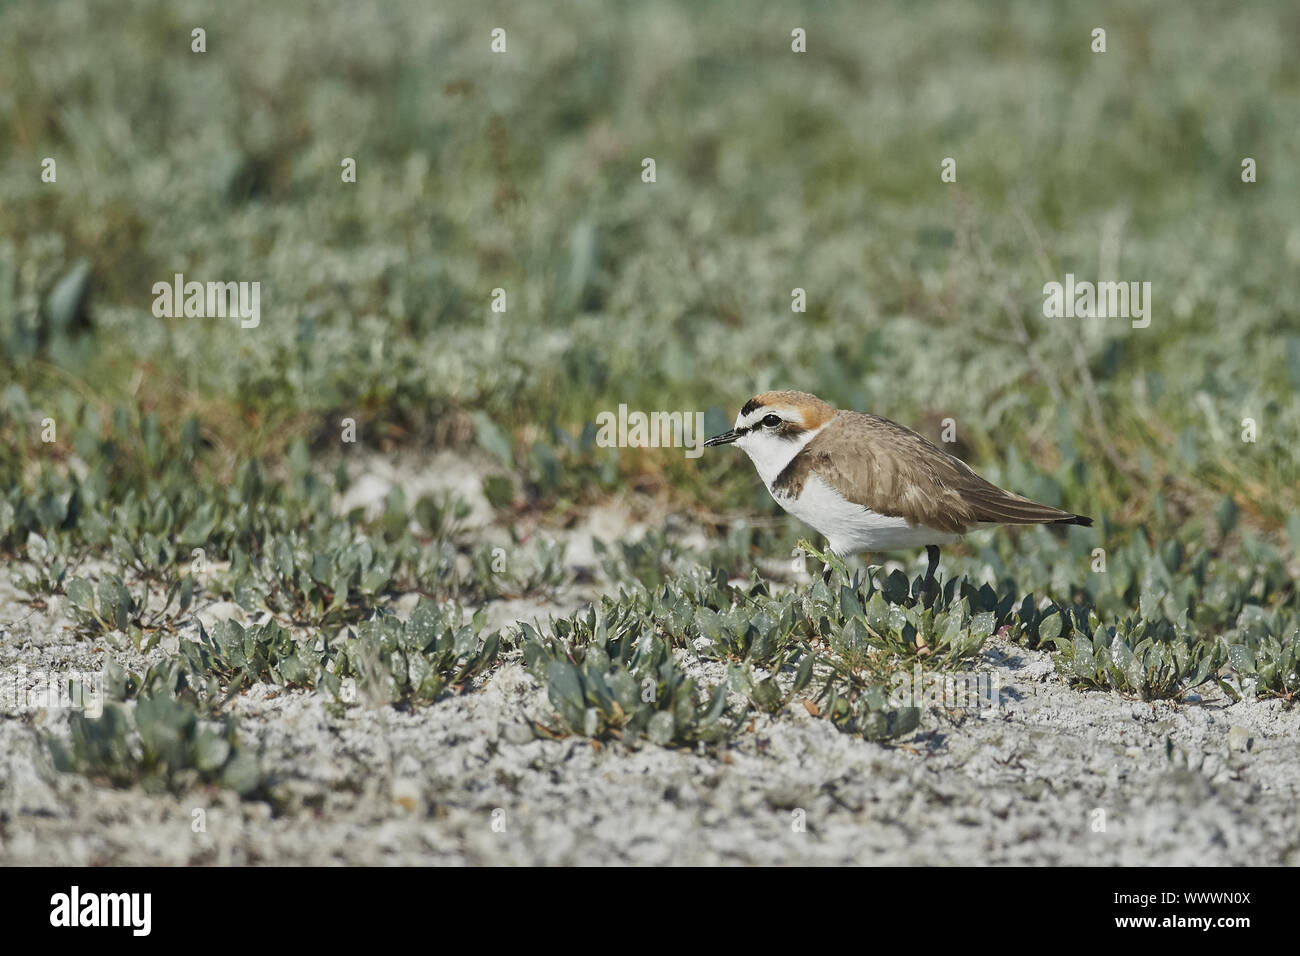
[{"xmin": 704, "ymin": 429, "xmax": 738, "ymax": 447}]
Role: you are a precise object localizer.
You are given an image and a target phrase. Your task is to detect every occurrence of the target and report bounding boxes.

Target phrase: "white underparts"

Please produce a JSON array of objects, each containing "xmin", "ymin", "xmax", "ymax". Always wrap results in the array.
[{"xmin": 773, "ymin": 473, "xmax": 960, "ymax": 554}]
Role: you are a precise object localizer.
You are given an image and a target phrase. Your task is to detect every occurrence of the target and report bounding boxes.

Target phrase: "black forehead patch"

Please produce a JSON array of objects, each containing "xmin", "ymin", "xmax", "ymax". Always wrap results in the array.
[{"xmin": 740, "ymin": 398, "xmax": 763, "ymax": 417}]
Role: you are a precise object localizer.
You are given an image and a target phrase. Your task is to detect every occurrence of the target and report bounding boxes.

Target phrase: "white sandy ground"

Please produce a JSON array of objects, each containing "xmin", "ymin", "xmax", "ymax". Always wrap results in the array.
[
  {"xmin": 1, "ymin": 454, "xmax": 1298, "ymax": 865},
  {"xmin": 4, "ymin": 574, "xmax": 1299, "ymax": 866}
]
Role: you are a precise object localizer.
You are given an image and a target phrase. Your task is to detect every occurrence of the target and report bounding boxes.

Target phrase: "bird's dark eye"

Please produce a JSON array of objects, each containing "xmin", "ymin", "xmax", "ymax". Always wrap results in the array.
[{"xmin": 761, "ymin": 414, "xmax": 782, "ymax": 428}]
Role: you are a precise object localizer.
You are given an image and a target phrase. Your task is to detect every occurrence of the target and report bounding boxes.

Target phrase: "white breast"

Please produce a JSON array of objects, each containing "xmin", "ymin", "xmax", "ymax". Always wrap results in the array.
[{"xmin": 769, "ymin": 473, "xmax": 961, "ymax": 556}]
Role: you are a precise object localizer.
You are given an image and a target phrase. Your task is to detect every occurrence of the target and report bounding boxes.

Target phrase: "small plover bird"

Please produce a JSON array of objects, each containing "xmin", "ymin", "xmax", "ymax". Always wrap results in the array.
[{"xmin": 704, "ymin": 390, "xmax": 1092, "ymax": 602}]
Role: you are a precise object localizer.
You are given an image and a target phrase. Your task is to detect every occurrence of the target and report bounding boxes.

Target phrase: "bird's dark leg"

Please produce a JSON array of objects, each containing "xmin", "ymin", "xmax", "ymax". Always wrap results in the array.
[
  {"xmin": 923, "ymin": 545, "xmax": 941, "ymax": 609},
  {"xmin": 820, "ymin": 540, "xmax": 836, "ymax": 586}
]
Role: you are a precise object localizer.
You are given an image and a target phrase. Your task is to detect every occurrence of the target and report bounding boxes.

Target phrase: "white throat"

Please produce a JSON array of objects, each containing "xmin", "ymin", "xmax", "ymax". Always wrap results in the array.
[{"xmin": 736, "ymin": 422, "xmax": 826, "ymax": 489}]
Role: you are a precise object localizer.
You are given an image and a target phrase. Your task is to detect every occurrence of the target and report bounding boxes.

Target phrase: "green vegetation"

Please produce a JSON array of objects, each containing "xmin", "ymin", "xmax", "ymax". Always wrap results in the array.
[
  {"xmin": 49, "ymin": 696, "xmax": 266, "ymax": 797},
  {"xmin": 330, "ymin": 602, "xmax": 502, "ymax": 706},
  {"xmin": 1, "ymin": 0, "xmax": 1297, "ymax": 795}
]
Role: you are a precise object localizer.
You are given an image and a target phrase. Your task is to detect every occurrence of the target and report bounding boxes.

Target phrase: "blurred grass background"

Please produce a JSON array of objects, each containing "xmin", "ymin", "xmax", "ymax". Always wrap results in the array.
[{"xmin": 2, "ymin": 0, "xmax": 1299, "ymax": 566}]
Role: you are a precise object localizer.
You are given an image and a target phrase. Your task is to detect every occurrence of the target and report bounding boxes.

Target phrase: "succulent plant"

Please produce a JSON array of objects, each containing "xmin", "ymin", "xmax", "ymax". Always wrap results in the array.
[{"xmin": 49, "ymin": 695, "xmax": 266, "ymax": 797}]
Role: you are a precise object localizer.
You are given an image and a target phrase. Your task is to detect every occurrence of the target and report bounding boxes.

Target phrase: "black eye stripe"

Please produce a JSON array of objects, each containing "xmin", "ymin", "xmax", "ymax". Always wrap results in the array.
[{"xmin": 735, "ymin": 414, "xmax": 801, "ymax": 438}]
